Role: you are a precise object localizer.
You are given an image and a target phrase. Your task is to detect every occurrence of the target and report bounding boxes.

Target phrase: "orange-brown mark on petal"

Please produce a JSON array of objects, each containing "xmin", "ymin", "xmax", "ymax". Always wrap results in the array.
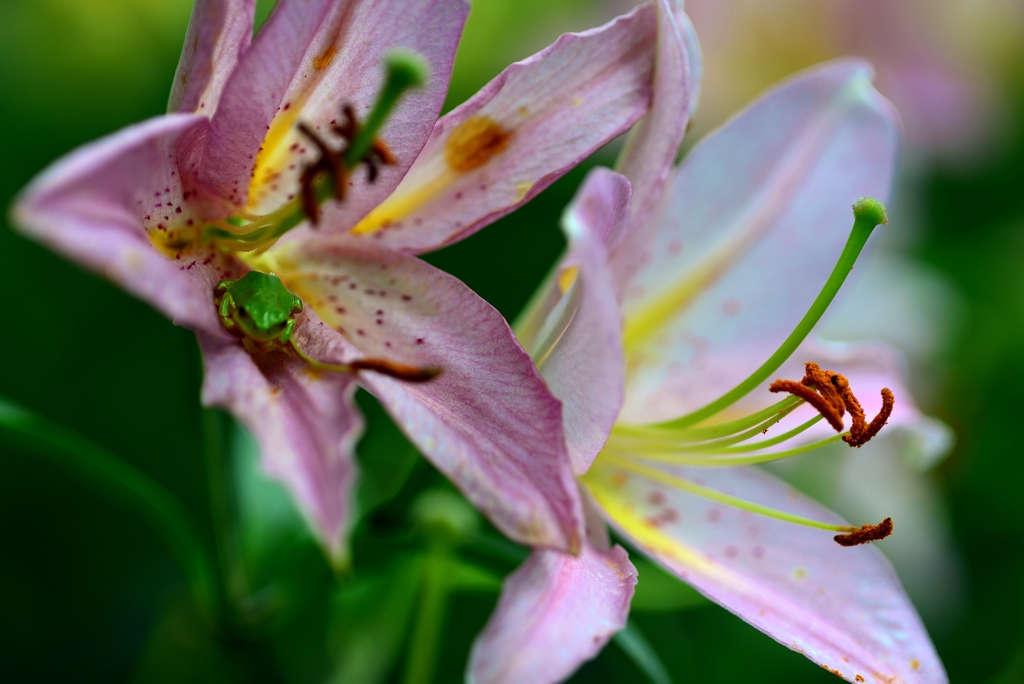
[
  {"xmin": 312, "ymin": 44, "xmax": 337, "ymax": 71},
  {"xmin": 349, "ymin": 358, "xmax": 441, "ymax": 383},
  {"xmin": 910, "ymin": 660, "xmax": 920, "ymax": 670},
  {"xmin": 444, "ymin": 116, "xmax": 511, "ymax": 172},
  {"xmin": 302, "ymin": 366, "xmax": 327, "ymax": 381},
  {"xmin": 821, "ymin": 665, "xmax": 844, "ymax": 679},
  {"xmin": 855, "ymin": 676, "xmax": 865, "ymax": 682},
  {"xmin": 834, "ymin": 517, "xmax": 894, "ymax": 547}
]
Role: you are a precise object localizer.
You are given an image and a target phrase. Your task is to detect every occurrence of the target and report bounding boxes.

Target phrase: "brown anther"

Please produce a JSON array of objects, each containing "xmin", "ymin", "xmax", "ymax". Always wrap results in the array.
[
  {"xmin": 770, "ymin": 362, "xmax": 845, "ymax": 432},
  {"xmin": 348, "ymin": 358, "xmax": 441, "ymax": 383},
  {"xmin": 297, "ymin": 122, "xmax": 347, "ymax": 225},
  {"xmin": 370, "ymin": 139, "xmax": 398, "ymax": 166},
  {"xmin": 331, "ymin": 104, "xmax": 359, "ymax": 143},
  {"xmin": 834, "ymin": 517, "xmax": 894, "ymax": 547},
  {"xmin": 770, "ymin": 362, "xmax": 895, "ymax": 447},
  {"xmin": 844, "ymin": 387, "xmax": 894, "ymax": 448},
  {"xmin": 296, "ymin": 103, "xmax": 396, "ymax": 222}
]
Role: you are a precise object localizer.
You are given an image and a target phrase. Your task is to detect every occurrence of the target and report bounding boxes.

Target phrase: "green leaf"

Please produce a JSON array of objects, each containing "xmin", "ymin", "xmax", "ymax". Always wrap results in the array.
[
  {"xmin": 327, "ymin": 555, "xmax": 425, "ymax": 684},
  {"xmin": 630, "ymin": 556, "xmax": 709, "ymax": 612},
  {"xmin": 448, "ymin": 556, "xmax": 504, "ymax": 592},
  {"xmin": 0, "ymin": 394, "xmax": 217, "ymax": 616},
  {"xmin": 613, "ymin": 619, "xmax": 674, "ymax": 684},
  {"xmin": 231, "ymin": 419, "xmax": 310, "ymax": 579}
]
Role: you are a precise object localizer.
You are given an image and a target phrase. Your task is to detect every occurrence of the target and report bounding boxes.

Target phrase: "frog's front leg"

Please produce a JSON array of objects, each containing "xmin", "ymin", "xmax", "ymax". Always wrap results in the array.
[
  {"xmin": 281, "ymin": 318, "xmax": 296, "ymax": 344},
  {"xmin": 218, "ymin": 292, "xmax": 238, "ymax": 332}
]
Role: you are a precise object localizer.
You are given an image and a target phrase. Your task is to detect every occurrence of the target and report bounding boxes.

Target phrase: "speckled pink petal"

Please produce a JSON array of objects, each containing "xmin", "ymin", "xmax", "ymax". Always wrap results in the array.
[
  {"xmin": 168, "ymin": 0, "xmax": 255, "ymax": 115},
  {"xmin": 467, "ymin": 536, "xmax": 636, "ymax": 684},
  {"xmin": 198, "ymin": 0, "xmax": 468, "ymax": 211},
  {"xmin": 617, "ymin": 59, "xmax": 901, "ymax": 424},
  {"xmin": 344, "ymin": 3, "xmax": 660, "ymax": 254},
  {"xmin": 11, "ymin": 114, "xmax": 227, "ymax": 336},
  {"xmin": 268, "ymin": 235, "xmax": 583, "ymax": 552},
  {"xmin": 611, "ymin": 0, "xmax": 692, "ymax": 291},
  {"xmin": 584, "ymin": 460, "xmax": 946, "ymax": 684},
  {"xmin": 516, "ymin": 169, "xmax": 631, "ymax": 475},
  {"xmin": 199, "ymin": 314, "xmax": 363, "ymax": 564}
]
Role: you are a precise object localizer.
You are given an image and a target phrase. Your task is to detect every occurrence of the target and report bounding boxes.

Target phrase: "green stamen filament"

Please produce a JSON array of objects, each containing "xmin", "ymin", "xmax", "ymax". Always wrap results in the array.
[
  {"xmin": 656, "ymin": 198, "xmax": 888, "ymax": 431},
  {"xmin": 609, "ymin": 399, "xmax": 805, "ymax": 452},
  {"xmin": 616, "ymin": 429, "xmax": 844, "ymax": 467},
  {"xmin": 599, "ymin": 454, "xmax": 856, "ymax": 533},
  {"xmin": 289, "ymin": 339, "xmax": 362, "ymax": 374},
  {"xmin": 201, "ymin": 51, "xmax": 429, "ymax": 253},
  {"xmin": 612, "ymin": 395, "xmax": 802, "ymax": 444},
  {"xmin": 708, "ymin": 414, "xmax": 824, "ymax": 454}
]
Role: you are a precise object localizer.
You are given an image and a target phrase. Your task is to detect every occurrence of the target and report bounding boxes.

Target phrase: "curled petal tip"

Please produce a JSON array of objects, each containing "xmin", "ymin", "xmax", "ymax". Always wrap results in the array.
[{"xmin": 853, "ymin": 197, "xmax": 888, "ymax": 226}]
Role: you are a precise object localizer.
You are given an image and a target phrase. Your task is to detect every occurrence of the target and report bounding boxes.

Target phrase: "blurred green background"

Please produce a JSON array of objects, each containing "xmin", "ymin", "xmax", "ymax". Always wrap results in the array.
[{"xmin": 2, "ymin": 0, "xmax": 1023, "ymax": 682}]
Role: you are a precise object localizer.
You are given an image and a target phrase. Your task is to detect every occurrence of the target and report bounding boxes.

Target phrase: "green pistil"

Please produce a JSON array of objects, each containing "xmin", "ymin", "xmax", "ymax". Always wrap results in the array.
[
  {"xmin": 203, "ymin": 50, "xmax": 429, "ymax": 252},
  {"xmin": 659, "ymin": 197, "xmax": 889, "ymax": 431},
  {"xmin": 346, "ymin": 51, "xmax": 429, "ymax": 166}
]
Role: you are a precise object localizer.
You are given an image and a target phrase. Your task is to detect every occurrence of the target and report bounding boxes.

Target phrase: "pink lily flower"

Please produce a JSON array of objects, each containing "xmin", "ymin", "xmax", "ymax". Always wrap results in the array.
[
  {"xmin": 11, "ymin": 0, "xmax": 678, "ymax": 564},
  {"xmin": 468, "ymin": 55, "xmax": 949, "ymax": 684}
]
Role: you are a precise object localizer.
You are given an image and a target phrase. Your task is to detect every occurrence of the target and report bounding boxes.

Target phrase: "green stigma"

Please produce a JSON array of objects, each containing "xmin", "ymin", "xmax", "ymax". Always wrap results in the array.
[{"xmin": 199, "ymin": 50, "xmax": 431, "ymax": 253}]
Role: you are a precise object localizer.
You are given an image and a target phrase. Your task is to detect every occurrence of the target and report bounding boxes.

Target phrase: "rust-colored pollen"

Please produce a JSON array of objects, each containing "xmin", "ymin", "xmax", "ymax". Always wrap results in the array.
[
  {"xmin": 349, "ymin": 358, "xmax": 441, "ymax": 383},
  {"xmin": 769, "ymin": 362, "xmax": 894, "ymax": 447},
  {"xmin": 296, "ymin": 104, "xmax": 397, "ymax": 224},
  {"xmin": 444, "ymin": 115, "xmax": 511, "ymax": 172},
  {"xmin": 834, "ymin": 517, "xmax": 894, "ymax": 547}
]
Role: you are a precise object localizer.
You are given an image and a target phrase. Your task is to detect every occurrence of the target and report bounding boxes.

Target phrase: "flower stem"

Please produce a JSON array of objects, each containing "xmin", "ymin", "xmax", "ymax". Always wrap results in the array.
[
  {"xmin": 203, "ymin": 408, "xmax": 247, "ymax": 613},
  {"xmin": 0, "ymin": 396, "xmax": 219, "ymax": 618},
  {"xmin": 402, "ymin": 542, "xmax": 451, "ymax": 684},
  {"xmin": 660, "ymin": 198, "xmax": 888, "ymax": 430},
  {"xmin": 613, "ymin": 620, "xmax": 674, "ymax": 684}
]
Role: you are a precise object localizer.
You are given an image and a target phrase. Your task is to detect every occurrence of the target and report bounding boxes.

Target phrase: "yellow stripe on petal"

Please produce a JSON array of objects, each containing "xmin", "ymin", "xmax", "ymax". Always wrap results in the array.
[
  {"xmin": 557, "ymin": 265, "xmax": 579, "ymax": 295},
  {"xmin": 349, "ymin": 169, "xmax": 455, "ymax": 235},
  {"xmin": 582, "ymin": 465, "xmax": 736, "ymax": 586},
  {"xmin": 246, "ymin": 99, "xmax": 310, "ymax": 212},
  {"xmin": 350, "ymin": 115, "xmax": 513, "ymax": 236},
  {"xmin": 622, "ymin": 229, "xmax": 754, "ymax": 353}
]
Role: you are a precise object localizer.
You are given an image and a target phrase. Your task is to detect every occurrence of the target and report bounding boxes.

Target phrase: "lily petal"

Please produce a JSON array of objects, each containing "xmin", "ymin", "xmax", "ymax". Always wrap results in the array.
[
  {"xmin": 467, "ymin": 508, "xmax": 636, "ymax": 684},
  {"xmin": 584, "ymin": 460, "xmax": 946, "ymax": 684},
  {"xmin": 617, "ymin": 58, "xmax": 901, "ymax": 423},
  {"xmin": 10, "ymin": 114, "xmax": 226, "ymax": 336},
  {"xmin": 769, "ymin": 429, "xmax": 963, "ymax": 625},
  {"xmin": 168, "ymin": 0, "xmax": 256, "ymax": 115},
  {"xmin": 345, "ymin": 2, "xmax": 661, "ymax": 253},
  {"xmin": 199, "ymin": 0, "xmax": 468, "ymax": 212},
  {"xmin": 611, "ymin": 0, "xmax": 692, "ymax": 290},
  {"xmin": 517, "ymin": 169, "xmax": 631, "ymax": 475},
  {"xmin": 199, "ymin": 315, "xmax": 364, "ymax": 564},
  {"xmin": 267, "ymin": 235, "xmax": 583, "ymax": 551},
  {"xmin": 675, "ymin": 4, "xmax": 702, "ymax": 120}
]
